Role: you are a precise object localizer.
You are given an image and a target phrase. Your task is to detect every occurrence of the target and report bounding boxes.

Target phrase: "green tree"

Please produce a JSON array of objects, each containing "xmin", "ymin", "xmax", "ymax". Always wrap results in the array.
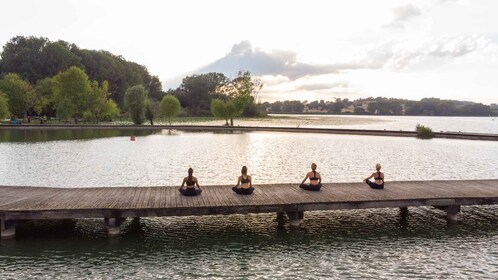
[
  {"xmin": 215, "ymin": 71, "xmax": 263, "ymax": 124},
  {"xmin": 144, "ymin": 99, "xmax": 154, "ymax": 125},
  {"xmin": 0, "ymin": 73, "xmax": 33, "ymax": 117},
  {"xmin": 124, "ymin": 85, "xmax": 147, "ymax": 124},
  {"xmin": 172, "ymin": 72, "xmax": 229, "ymax": 116},
  {"xmin": 52, "ymin": 66, "xmax": 91, "ymax": 122},
  {"xmin": 1, "ymin": 36, "xmax": 163, "ymax": 108},
  {"xmin": 0, "ymin": 92, "xmax": 10, "ymax": 119},
  {"xmin": 32, "ymin": 77, "xmax": 54, "ymax": 115},
  {"xmin": 100, "ymin": 99, "xmax": 120, "ymax": 121},
  {"xmin": 210, "ymin": 99, "xmax": 237, "ymax": 125},
  {"xmin": 160, "ymin": 95, "xmax": 181, "ymax": 125}
]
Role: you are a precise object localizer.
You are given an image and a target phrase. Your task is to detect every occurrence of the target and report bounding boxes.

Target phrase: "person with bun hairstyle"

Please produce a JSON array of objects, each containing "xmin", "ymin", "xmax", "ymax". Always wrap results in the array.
[
  {"xmin": 300, "ymin": 163, "xmax": 321, "ymax": 191},
  {"xmin": 232, "ymin": 166, "xmax": 254, "ymax": 195},
  {"xmin": 179, "ymin": 168, "xmax": 202, "ymax": 196},
  {"xmin": 363, "ymin": 163, "xmax": 384, "ymax": 189}
]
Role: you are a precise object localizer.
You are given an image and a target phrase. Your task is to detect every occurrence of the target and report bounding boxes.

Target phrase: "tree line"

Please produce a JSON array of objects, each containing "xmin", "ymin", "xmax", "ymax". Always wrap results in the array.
[
  {"xmin": 262, "ymin": 97, "xmax": 498, "ymax": 116},
  {"xmin": 0, "ymin": 36, "xmax": 263, "ymax": 124}
]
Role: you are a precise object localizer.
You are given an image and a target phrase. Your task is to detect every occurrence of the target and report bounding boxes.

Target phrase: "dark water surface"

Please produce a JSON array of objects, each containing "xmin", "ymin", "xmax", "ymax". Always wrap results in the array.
[{"xmin": 1, "ymin": 207, "xmax": 497, "ymax": 279}]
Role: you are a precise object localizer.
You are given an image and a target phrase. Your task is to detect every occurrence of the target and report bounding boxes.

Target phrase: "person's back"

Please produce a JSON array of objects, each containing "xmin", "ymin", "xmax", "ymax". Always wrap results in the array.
[
  {"xmin": 232, "ymin": 166, "xmax": 254, "ymax": 195},
  {"xmin": 179, "ymin": 168, "xmax": 202, "ymax": 196},
  {"xmin": 364, "ymin": 163, "xmax": 384, "ymax": 189},
  {"xmin": 300, "ymin": 163, "xmax": 321, "ymax": 191}
]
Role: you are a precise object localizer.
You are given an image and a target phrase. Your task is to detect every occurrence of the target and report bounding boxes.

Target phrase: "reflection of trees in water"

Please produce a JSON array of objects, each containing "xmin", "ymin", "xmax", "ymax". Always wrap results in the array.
[{"xmin": 0, "ymin": 129, "xmax": 160, "ymax": 142}]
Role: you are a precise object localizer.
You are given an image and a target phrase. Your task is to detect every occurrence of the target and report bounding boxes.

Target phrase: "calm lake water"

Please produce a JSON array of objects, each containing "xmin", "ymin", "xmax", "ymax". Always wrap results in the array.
[{"xmin": 0, "ymin": 125, "xmax": 497, "ymax": 279}]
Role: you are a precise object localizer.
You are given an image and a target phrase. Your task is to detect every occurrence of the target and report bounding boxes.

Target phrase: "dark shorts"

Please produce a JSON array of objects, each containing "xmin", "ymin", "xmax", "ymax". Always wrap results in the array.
[
  {"xmin": 300, "ymin": 184, "xmax": 321, "ymax": 191},
  {"xmin": 232, "ymin": 186, "xmax": 254, "ymax": 195},
  {"xmin": 179, "ymin": 187, "xmax": 202, "ymax": 196},
  {"xmin": 365, "ymin": 180, "xmax": 384, "ymax": 189}
]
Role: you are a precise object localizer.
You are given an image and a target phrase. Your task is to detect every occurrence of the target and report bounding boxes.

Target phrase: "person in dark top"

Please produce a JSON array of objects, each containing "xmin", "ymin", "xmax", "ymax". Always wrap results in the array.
[
  {"xmin": 300, "ymin": 163, "xmax": 322, "ymax": 191},
  {"xmin": 179, "ymin": 168, "xmax": 202, "ymax": 196},
  {"xmin": 364, "ymin": 163, "xmax": 384, "ymax": 189},
  {"xmin": 232, "ymin": 166, "xmax": 254, "ymax": 195}
]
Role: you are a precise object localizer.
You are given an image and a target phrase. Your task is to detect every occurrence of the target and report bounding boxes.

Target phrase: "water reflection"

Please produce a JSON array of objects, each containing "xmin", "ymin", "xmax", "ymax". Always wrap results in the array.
[
  {"xmin": 0, "ymin": 130, "xmax": 497, "ymax": 187},
  {"xmin": 0, "ymin": 129, "xmax": 159, "ymax": 142}
]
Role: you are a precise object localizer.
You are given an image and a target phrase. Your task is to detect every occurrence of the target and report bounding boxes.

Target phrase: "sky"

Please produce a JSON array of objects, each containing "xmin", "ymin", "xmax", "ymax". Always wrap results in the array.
[{"xmin": 1, "ymin": 0, "xmax": 497, "ymax": 104}]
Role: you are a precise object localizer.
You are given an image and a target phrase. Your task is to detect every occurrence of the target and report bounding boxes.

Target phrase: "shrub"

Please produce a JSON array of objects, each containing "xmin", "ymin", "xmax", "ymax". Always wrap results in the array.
[{"xmin": 416, "ymin": 124, "xmax": 435, "ymax": 139}]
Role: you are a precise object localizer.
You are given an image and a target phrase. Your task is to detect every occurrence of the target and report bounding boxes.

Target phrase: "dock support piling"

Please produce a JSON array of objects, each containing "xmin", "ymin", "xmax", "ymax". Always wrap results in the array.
[
  {"xmin": 445, "ymin": 205, "xmax": 461, "ymax": 222},
  {"xmin": 399, "ymin": 207, "xmax": 409, "ymax": 218},
  {"xmin": 1, "ymin": 220, "xmax": 16, "ymax": 239},
  {"xmin": 276, "ymin": 212, "xmax": 285, "ymax": 224},
  {"xmin": 105, "ymin": 217, "xmax": 126, "ymax": 237},
  {"xmin": 286, "ymin": 211, "xmax": 304, "ymax": 227}
]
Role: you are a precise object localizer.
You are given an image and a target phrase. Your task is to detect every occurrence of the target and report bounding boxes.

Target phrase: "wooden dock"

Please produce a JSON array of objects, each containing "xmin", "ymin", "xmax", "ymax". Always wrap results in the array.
[{"xmin": 1, "ymin": 179, "xmax": 498, "ymax": 238}]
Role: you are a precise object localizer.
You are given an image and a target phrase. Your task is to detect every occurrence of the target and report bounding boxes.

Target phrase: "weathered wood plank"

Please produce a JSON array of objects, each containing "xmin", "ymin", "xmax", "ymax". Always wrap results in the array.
[{"xmin": 0, "ymin": 180, "xmax": 497, "ymax": 220}]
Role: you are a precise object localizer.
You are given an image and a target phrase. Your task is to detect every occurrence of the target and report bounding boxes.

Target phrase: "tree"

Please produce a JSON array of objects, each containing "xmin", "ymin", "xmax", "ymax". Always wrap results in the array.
[
  {"xmin": 0, "ymin": 92, "xmax": 9, "ymax": 119},
  {"xmin": 124, "ymin": 85, "xmax": 147, "ymax": 124},
  {"xmin": 0, "ymin": 73, "xmax": 33, "ymax": 117},
  {"xmin": 32, "ymin": 77, "xmax": 54, "ymax": 116},
  {"xmin": 52, "ymin": 66, "xmax": 91, "ymax": 122},
  {"xmin": 145, "ymin": 99, "xmax": 154, "ymax": 125},
  {"xmin": 85, "ymin": 80, "xmax": 120, "ymax": 122},
  {"xmin": 172, "ymin": 72, "xmax": 229, "ymax": 116},
  {"xmin": 0, "ymin": 36, "xmax": 162, "ymax": 109},
  {"xmin": 160, "ymin": 95, "xmax": 181, "ymax": 125},
  {"xmin": 100, "ymin": 99, "xmax": 120, "ymax": 121},
  {"xmin": 211, "ymin": 99, "xmax": 237, "ymax": 125}
]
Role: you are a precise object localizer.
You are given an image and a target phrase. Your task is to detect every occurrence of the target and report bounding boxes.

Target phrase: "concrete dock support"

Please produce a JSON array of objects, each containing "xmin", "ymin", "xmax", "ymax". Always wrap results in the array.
[
  {"xmin": 286, "ymin": 211, "xmax": 304, "ymax": 227},
  {"xmin": 1, "ymin": 220, "xmax": 16, "ymax": 239},
  {"xmin": 445, "ymin": 205, "xmax": 461, "ymax": 222},
  {"xmin": 104, "ymin": 217, "xmax": 126, "ymax": 237}
]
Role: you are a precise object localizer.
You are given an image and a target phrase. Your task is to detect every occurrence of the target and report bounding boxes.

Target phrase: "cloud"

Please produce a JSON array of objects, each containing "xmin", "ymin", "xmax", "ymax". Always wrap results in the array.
[
  {"xmin": 297, "ymin": 81, "xmax": 350, "ymax": 91},
  {"xmin": 384, "ymin": 4, "xmax": 421, "ymax": 28},
  {"xmin": 165, "ymin": 35, "xmax": 495, "ymax": 89},
  {"xmin": 384, "ymin": 35, "xmax": 493, "ymax": 70},
  {"xmin": 196, "ymin": 41, "xmax": 343, "ymax": 80}
]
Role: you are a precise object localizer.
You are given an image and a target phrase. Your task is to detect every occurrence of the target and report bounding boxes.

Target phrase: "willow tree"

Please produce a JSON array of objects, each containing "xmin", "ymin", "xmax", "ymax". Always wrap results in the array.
[
  {"xmin": 124, "ymin": 85, "xmax": 147, "ymax": 124},
  {"xmin": 211, "ymin": 99, "xmax": 237, "ymax": 126},
  {"xmin": 160, "ymin": 95, "xmax": 181, "ymax": 125}
]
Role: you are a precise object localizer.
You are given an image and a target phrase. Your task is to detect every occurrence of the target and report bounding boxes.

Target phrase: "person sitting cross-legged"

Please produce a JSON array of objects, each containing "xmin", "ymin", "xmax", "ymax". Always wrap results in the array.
[
  {"xmin": 300, "ymin": 163, "xmax": 321, "ymax": 191},
  {"xmin": 179, "ymin": 168, "xmax": 202, "ymax": 196},
  {"xmin": 363, "ymin": 163, "xmax": 384, "ymax": 189},
  {"xmin": 232, "ymin": 166, "xmax": 254, "ymax": 195}
]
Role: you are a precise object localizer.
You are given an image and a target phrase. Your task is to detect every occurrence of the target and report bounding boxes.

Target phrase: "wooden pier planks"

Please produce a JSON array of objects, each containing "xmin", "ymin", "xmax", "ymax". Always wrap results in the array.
[{"xmin": 0, "ymin": 180, "xmax": 497, "ymax": 219}]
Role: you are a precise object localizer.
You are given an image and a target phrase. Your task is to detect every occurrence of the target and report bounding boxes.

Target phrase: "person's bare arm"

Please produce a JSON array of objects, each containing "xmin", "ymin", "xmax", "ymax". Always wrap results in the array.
[
  {"xmin": 235, "ymin": 176, "xmax": 241, "ymax": 187},
  {"xmin": 318, "ymin": 173, "xmax": 321, "ymax": 184},
  {"xmin": 195, "ymin": 177, "xmax": 201, "ymax": 189},
  {"xmin": 249, "ymin": 176, "xmax": 253, "ymax": 188},
  {"xmin": 301, "ymin": 173, "xmax": 309, "ymax": 185},
  {"xmin": 364, "ymin": 173, "xmax": 375, "ymax": 181},
  {"xmin": 180, "ymin": 178, "xmax": 186, "ymax": 189}
]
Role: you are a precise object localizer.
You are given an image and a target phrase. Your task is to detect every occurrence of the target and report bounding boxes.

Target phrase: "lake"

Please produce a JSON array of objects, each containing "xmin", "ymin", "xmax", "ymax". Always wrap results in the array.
[{"xmin": 0, "ymin": 119, "xmax": 497, "ymax": 279}]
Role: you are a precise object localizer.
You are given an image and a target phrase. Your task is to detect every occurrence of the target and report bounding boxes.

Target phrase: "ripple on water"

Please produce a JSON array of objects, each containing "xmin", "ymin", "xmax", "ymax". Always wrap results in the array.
[{"xmin": 1, "ymin": 206, "xmax": 498, "ymax": 279}]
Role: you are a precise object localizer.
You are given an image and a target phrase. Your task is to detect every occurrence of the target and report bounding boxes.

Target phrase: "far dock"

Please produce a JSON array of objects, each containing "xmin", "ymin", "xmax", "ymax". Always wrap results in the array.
[
  {"xmin": 1, "ymin": 124, "xmax": 498, "ymax": 141},
  {"xmin": 1, "ymin": 180, "xmax": 498, "ymax": 238}
]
